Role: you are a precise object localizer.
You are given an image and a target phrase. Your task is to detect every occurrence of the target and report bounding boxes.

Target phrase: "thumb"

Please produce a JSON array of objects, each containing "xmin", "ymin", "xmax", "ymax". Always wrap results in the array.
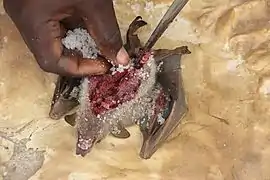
[
  {"xmin": 116, "ymin": 47, "xmax": 130, "ymax": 65},
  {"xmin": 77, "ymin": 0, "xmax": 130, "ymax": 65}
]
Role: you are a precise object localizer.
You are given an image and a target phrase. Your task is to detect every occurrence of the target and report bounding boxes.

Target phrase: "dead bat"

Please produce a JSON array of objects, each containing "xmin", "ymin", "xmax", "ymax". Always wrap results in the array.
[{"xmin": 48, "ymin": 0, "xmax": 190, "ymax": 159}]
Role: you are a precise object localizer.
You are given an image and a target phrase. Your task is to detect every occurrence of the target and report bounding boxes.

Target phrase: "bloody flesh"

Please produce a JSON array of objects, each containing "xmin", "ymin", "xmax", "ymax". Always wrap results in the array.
[{"xmin": 88, "ymin": 52, "xmax": 153, "ymax": 116}]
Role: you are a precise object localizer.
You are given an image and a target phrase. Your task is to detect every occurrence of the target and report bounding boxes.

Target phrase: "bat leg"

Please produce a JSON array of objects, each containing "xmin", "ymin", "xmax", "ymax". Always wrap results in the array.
[
  {"xmin": 64, "ymin": 113, "xmax": 77, "ymax": 127},
  {"xmin": 139, "ymin": 54, "xmax": 188, "ymax": 159},
  {"xmin": 110, "ymin": 121, "xmax": 131, "ymax": 139}
]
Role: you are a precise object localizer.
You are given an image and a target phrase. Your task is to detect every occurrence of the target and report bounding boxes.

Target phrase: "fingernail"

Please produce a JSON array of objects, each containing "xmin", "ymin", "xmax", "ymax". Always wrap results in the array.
[{"xmin": 116, "ymin": 47, "xmax": 130, "ymax": 65}]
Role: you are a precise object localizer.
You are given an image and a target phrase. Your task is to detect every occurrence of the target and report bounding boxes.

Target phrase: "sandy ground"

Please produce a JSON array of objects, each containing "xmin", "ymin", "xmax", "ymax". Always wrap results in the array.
[{"xmin": 1, "ymin": 0, "xmax": 270, "ymax": 179}]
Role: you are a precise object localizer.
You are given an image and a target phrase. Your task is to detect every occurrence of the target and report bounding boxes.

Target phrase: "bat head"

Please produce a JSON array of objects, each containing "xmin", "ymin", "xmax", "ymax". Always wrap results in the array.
[{"xmin": 76, "ymin": 112, "xmax": 106, "ymax": 156}]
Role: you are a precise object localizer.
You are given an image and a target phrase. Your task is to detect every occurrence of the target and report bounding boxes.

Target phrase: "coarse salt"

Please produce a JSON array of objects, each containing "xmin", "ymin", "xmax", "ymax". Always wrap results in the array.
[{"xmin": 62, "ymin": 28, "xmax": 100, "ymax": 59}]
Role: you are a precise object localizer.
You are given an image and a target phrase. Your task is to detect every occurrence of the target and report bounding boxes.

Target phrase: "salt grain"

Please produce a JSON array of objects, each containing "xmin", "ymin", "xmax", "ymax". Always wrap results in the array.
[
  {"xmin": 62, "ymin": 28, "xmax": 100, "ymax": 59},
  {"xmin": 157, "ymin": 61, "xmax": 164, "ymax": 71},
  {"xmin": 70, "ymin": 87, "xmax": 80, "ymax": 98},
  {"xmin": 111, "ymin": 64, "xmax": 131, "ymax": 75},
  {"xmin": 111, "ymin": 126, "xmax": 121, "ymax": 134},
  {"xmin": 157, "ymin": 113, "xmax": 165, "ymax": 125}
]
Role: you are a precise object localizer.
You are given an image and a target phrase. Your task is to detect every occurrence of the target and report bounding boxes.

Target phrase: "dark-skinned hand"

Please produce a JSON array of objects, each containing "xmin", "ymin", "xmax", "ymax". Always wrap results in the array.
[{"xmin": 3, "ymin": 0, "xmax": 130, "ymax": 77}]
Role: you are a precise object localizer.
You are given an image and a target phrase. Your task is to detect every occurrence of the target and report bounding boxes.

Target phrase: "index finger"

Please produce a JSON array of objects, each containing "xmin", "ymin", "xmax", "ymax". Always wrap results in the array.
[{"xmin": 76, "ymin": 0, "xmax": 126, "ymax": 64}]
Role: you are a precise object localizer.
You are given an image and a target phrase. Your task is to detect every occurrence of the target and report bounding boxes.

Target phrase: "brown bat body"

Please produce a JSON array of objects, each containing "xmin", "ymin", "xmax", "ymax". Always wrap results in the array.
[{"xmin": 48, "ymin": 0, "xmax": 190, "ymax": 159}]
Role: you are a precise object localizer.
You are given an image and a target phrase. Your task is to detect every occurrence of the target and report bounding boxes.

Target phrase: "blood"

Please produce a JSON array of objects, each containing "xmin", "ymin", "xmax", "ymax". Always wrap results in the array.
[
  {"xmin": 88, "ymin": 52, "xmax": 152, "ymax": 116},
  {"xmin": 155, "ymin": 90, "xmax": 167, "ymax": 112}
]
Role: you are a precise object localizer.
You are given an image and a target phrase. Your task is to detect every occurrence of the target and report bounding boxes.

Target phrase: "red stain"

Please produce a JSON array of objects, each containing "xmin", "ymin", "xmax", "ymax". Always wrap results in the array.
[{"xmin": 88, "ymin": 52, "xmax": 153, "ymax": 116}]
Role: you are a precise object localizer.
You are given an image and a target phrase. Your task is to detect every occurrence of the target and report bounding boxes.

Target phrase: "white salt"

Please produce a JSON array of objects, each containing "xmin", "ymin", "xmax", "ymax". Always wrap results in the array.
[
  {"xmin": 157, "ymin": 61, "xmax": 164, "ymax": 71},
  {"xmin": 70, "ymin": 87, "xmax": 80, "ymax": 98},
  {"xmin": 62, "ymin": 28, "xmax": 100, "ymax": 59},
  {"xmin": 157, "ymin": 113, "xmax": 165, "ymax": 125},
  {"xmin": 62, "ymin": 28, "xmax": 135, "ymax": 75},
  {"xmin": 137, "ymin": 55, "xmax": 157, "ymax": 97},
  {"xmin": 111, "ymin": 63, "xmax": 131, "ymax": 75},
  {"xmin": 78, "ymin": 78, "xmax": 90, "ymax": 111},
  {"xmin": 138, "ymin": 69, "xmax": 150, "ymax": 80},
  {"xmin": 111, "ymin": 126, "xmax": 121, "ymax": 134}
]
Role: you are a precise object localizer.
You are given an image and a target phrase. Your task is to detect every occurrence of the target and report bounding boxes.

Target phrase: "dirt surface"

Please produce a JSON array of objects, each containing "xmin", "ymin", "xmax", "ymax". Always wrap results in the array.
[{"xmin": 1, "ymin": 0, "xmax": 270, "ymax": 179}]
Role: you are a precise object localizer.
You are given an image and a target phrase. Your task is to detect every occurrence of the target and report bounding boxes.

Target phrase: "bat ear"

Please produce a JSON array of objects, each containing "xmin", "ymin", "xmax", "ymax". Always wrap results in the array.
[
  {"xmin": 124, "ymin": 16, "xmax": 147, "ymax": 56},
  {"xmin": 127, "ymin": 16, "xmax": 147, "ymax": 36}
]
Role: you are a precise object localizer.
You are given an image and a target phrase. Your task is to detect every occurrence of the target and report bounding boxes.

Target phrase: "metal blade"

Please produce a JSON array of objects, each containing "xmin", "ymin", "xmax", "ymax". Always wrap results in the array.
[{"xmin": 143, "ymin": 0, "xmax": 189, "ymax": 50}]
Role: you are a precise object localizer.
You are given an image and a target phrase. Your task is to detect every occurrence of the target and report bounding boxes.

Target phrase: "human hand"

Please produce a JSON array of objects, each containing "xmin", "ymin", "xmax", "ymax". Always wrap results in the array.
[{"xmin": 3, "ymin": 0, "xmax": 130, "ymax": 76}]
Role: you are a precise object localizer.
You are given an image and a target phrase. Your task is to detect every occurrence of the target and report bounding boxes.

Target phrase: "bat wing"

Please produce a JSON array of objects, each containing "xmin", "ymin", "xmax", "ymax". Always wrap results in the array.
[
  {"xmin": 139, "ymin": 54, "xmax": 188, "ymax": 159},
  {"xmin": 49, "ymin": 76, "xmax": 81, "ymax": 120}
]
